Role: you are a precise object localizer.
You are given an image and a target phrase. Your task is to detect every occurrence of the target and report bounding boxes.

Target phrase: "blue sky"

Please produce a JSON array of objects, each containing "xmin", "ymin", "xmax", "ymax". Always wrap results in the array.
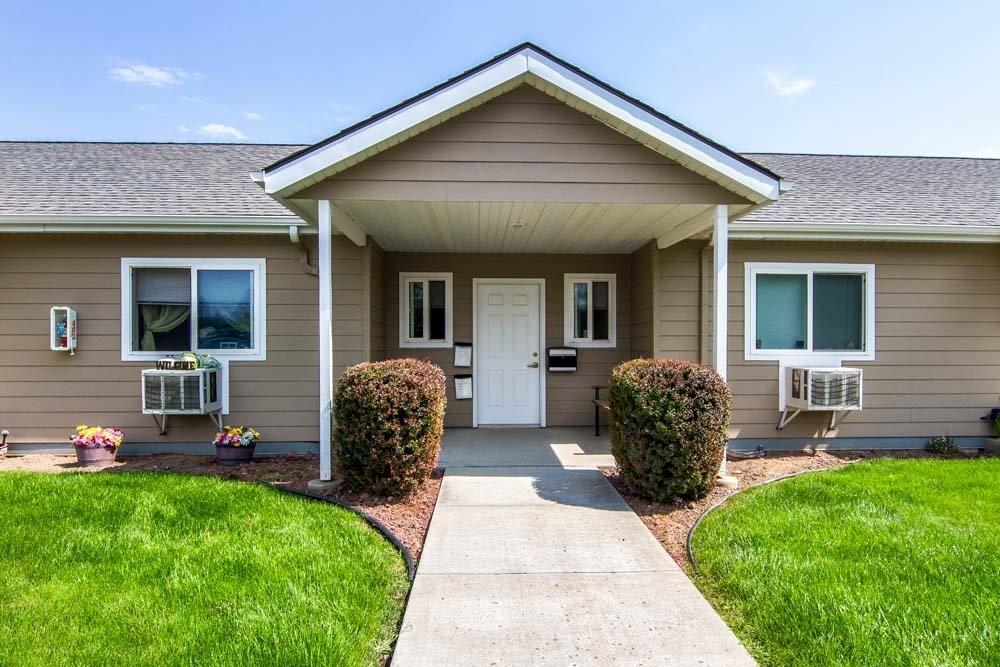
[{"xmin": 2, "ymin": 1, "xmax": 998, "ymax": 157}]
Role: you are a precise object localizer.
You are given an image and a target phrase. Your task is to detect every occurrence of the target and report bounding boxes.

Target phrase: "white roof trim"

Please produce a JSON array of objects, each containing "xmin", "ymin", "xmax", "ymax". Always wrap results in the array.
[
  {"xmin": 730, "ymin": 222, "xmax": 1000, "ymax": 243},
  {"xmin": 263, "ymin": 45, "xmax": 780, "ymax": 202},
  {"xmin": 0, "ymin": 215, "xmax": 307, "ymax": 234}
]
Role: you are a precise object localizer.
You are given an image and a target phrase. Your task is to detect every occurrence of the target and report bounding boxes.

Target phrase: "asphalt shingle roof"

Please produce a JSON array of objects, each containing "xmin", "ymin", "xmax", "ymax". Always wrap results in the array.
[
  {"xmin": 744, "ymin": 153, "xmax": 1000, "ymax": 227},
  {"xmin": 1, "ymin": 143, "xmax": 998, "ymax": 228},
  {"xmin": 0, "ymin": 142, "xmax": 305, "ymax": 218}
]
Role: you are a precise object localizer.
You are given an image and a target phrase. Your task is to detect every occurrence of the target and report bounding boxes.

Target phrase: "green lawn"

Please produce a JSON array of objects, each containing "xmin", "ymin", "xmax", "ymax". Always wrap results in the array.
[
  {"xmin": 0, "ymin": 472, "xmax": 408, "ymax": 667},
  {"xmin": 692, "ymin": 458, "xmax": 1000, "ymax": 667}
]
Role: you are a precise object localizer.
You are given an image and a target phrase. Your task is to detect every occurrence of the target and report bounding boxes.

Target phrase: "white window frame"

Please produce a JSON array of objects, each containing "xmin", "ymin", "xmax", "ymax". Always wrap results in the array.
[
  {"xmin": 399, "ymin": 272, "xmax": 453, "ymax": 348},
  {"xmin": 744, "ymin": 262, "xmax": 875, "ymax": 362},
  {"xmin": 120, "ymin": 257, "xmax": 267, "ymax": 362},
  {"xmin": 563, "ymin": 273, "xmax": 617, "ymax": 348}
]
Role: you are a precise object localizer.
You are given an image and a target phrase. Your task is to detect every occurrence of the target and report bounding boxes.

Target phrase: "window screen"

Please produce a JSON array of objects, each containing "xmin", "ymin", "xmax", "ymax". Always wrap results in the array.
[
  {"xmin": 197, "ymin": 269, "xmax": 253, "ymax": 350},
  {"xmin": 813, "ymin": 273, "xmax": 864, "ymax": 351},
  {"xmin": 592, "ymin": 280, "xmax": 610, "ymax": 341},
  {"xmin": 428, "ymin": 280, "xmax": 446, "ymax": 340}
]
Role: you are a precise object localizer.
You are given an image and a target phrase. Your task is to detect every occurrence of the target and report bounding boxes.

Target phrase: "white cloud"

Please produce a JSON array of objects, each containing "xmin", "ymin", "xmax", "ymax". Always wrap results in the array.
[
  {"xmin": 178, "ymin": 124, "xmax": 191, "ymax": 133},
  {"xmin": 109, "ymin": 64, "xmax": 196, "ymax": 87},
  {"xmin": 198, "ymin": 123, "xmax": 247, "ymax": 140},
  {"xmin": 763, "ymin": 70, "xmax": 817, "ymax": 96},
  {"xmin": 242, "ymin": 111, "xmax": 263, "ymax": 121}
]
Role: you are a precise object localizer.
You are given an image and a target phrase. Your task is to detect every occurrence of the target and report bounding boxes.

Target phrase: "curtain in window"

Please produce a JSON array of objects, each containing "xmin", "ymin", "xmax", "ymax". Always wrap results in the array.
[
  {"xmin": 134, "ymin": 268, "xmax": 192, "ymax": 351},
  {"xmin": 755, "ymin": 274, "xmax": 807, "ymax": 350}
]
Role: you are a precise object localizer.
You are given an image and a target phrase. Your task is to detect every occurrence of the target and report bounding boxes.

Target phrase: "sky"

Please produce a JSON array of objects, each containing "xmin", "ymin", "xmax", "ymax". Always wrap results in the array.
[{"xmin": 1, "ymin": 1, "xmax": 999, "ymax": 157}]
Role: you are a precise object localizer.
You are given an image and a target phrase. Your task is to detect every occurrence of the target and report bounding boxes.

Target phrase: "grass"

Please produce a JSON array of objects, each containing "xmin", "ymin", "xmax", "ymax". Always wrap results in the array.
[
  {"xmin": 0, "ymin": 472, "xmax": 408, "ymax": 667},
  {"xmin": 691, "ymin": 458, "xmax": 1000, "ymax": 667}
]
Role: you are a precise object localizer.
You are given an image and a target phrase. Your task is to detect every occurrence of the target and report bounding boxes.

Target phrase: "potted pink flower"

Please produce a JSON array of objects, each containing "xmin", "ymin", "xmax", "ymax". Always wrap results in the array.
[
  {"xmin": 70, "ymin": 425, "xmax": 124, "ymax": 466},
  {"xmin": 213, "ymin": 425, "xmax": 261, "ymax": 466}
]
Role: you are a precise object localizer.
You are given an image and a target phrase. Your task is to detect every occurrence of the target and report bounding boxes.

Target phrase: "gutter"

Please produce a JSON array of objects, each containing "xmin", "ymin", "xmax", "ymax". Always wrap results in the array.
[
  {"xmin": 0, "ymin": 214, "xmax": 310, "ymax": 235},
  {"xmin": 729, "ymin": 222, "xmax": 1000, "ymax": 243}
]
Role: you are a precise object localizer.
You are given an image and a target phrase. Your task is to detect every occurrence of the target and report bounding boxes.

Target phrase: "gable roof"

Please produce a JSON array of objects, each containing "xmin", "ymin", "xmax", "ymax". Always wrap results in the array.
[
  {"xmin": 261, "ymin": 42, "xmax": 782, "ymax": 203},
  {"xmin": 0, "ymin": 141, "xmax": 304, "ymax": 232},
  {"xmin": 1, "ymin": 143, "xmax": 998, "ymax": 241},
  {"xmin": 734, "ymin": 153, "xmax": 1000, "ymax": 240}
]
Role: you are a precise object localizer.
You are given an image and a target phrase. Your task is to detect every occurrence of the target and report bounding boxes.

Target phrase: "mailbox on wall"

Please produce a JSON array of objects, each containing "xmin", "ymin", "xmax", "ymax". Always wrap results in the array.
[
  {"xmin": 50, "ymin": 306, "xmax": 78, "ymax": 355},
  {"xmin": 546, "ymin": 347, "xmax": 577, "ymax": 372}
]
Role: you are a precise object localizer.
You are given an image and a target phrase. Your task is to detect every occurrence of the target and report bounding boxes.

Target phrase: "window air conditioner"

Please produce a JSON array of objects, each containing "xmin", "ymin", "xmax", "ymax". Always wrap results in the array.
[
  {"xmin": 142, "ymin": 368, "xmax": 223, "ymax": 433},
  {"xmin": 778, "ymin": 366, "xmax": 862, "ymax": 430}
]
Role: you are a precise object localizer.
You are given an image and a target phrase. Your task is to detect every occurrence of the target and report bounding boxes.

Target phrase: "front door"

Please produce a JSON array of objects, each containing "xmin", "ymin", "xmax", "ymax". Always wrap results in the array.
[{"xmin": 475, "ymin": 281, "xmax": 541, "ymax": 425}]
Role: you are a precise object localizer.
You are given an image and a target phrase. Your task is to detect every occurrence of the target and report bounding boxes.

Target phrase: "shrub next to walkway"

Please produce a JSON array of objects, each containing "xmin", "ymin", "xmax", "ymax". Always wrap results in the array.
[
  {"xmin": 609, "ymin": 358, "xmax": 731, "ymax": 502},
  {"xmin": 334, "ymin": 358, "xmax": 446, "ymax": 495}
]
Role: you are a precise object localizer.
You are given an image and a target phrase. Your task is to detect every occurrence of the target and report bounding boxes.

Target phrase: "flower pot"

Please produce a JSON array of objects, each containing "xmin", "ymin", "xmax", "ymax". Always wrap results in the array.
[
  {"xmin": 75, "ymin": 446, "xmax": 117, "ymax": 467},
  {"xmin": 215, "ymin": 444, "xmax": 256, "ymax": 466}
]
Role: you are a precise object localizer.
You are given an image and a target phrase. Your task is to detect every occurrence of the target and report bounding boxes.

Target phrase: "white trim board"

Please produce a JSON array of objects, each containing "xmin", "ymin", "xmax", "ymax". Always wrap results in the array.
[
  {"xmin": 471, "ymin": 278, "xmax": 546, "ymax": 428},
  {"xmin": 730, "ymin": 222, "xmax": 1000, "ymax": 243},
  {"xmin": 1, "ymin": 215, "xmax": 306, "ymax": 234},
  {"xmin": 262, "ymin": 45, "xmax": 780, "ymax": 203}
]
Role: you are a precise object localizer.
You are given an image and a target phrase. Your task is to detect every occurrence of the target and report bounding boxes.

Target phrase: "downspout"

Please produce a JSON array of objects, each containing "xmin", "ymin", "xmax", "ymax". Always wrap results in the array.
[
  {"xmin": 252, "ymin": 170, "xmax": 319, "ymax": 277},
  {"xmin": 289, "ymin": 225, "xmax": 319, "ymax": 276}
]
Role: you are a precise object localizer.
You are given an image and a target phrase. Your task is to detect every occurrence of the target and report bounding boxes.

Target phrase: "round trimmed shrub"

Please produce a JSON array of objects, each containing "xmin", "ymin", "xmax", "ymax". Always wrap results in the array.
[
  {"xmin": 609, "ymin": 358, "xmax": 731, "ymax": 502},
  {"xmin": 333, "ymin": 358, "xmax": 446, "ymax": 496}
]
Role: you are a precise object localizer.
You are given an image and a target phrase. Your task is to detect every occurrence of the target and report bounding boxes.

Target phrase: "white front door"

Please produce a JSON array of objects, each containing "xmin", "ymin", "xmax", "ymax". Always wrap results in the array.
[{"xmin": 476, "ymin": 281, "xmax": 542, "ymax": 425}]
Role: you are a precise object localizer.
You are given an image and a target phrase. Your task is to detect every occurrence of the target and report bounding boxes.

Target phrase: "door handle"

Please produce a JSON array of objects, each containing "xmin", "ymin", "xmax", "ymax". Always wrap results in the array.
[{"xmin": 527, "ymin": 361, "xmax": 539, "ymax": 368}]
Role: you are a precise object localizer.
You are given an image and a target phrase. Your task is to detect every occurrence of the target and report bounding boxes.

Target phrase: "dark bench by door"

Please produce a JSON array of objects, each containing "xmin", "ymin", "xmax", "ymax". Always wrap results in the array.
[{"xmin": 592, "ymin": 384, "xmax": 609, "ymax": 436}]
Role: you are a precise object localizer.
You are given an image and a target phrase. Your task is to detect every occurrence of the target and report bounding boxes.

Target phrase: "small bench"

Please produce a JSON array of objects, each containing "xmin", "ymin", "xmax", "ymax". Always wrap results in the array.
[{"xmin": 592, "ymin": 384, "xmax": 609, "ymax": 436}]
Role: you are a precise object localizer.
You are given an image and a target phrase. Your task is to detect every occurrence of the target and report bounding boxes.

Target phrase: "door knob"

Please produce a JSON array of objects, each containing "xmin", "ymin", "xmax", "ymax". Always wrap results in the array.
[{"xmin": 527, "ymin": 361, "xmax": 539, "ymax": 368}]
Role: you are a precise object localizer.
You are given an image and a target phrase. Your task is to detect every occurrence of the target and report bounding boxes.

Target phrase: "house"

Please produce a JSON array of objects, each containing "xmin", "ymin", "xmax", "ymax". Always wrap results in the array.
[{"xmin": 3, "ymin": 43, "xmax": 999, "ymax": 478}]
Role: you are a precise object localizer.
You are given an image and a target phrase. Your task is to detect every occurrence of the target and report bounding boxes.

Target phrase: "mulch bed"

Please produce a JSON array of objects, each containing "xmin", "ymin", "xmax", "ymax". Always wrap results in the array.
[
  {"xmin": 0, "ymin": 452, "xmax": 441, "ymax": 562},
  {"xmin": 603, "ymin": 451, "xmax": 864, "ymax": 569}
]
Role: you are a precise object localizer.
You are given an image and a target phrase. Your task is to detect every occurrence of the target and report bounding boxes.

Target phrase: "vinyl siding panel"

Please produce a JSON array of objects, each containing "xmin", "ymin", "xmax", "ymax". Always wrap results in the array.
[
  {"xmin": 629, "ymin": 241, "xmax": 655, "ymax": 359},
  {"xmin": 655, "ymin": 240, "xmax": 1000, "ymax": 442},
  {"xmin": 381, "ymin": 252, "xmax": 631, "ymax": 427},
  {"xmin": 0, "ymin": 233, "xmax": 345, "ymax": 446},
  {"xmin": 298, "ymin": 86, "xmax": 746, "ymax": 205}
]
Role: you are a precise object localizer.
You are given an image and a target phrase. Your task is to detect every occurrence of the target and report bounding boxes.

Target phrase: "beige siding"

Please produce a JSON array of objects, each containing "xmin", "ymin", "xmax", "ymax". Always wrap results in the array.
[
  {"xmin": 367, "ymin": 240, "xmax": 386, "ymax": 361},
  {"xmin": 381, "ymin": 253, "xmax": 631, "ymax": 427},
  {"xmin": 656, "ymin": 240, "xmax": 703, "ymax": 363},
  {"xmin": 0, "ymin": 233, "xmax": 335, "ymax": 446},
  {"xmin": 298, "ymin": 86, "xmax": 746, "ymax": 205},
  {"xmin": 331, "ymin": 237, "xmax": 367, "ymax": 380},
  {"xmin": 629, "ymin": 241, "xmax": 655, "ymax": 359},
  {"xmin": 655, "ymin": 240, "xmax": 1000, "ymax": 442}
]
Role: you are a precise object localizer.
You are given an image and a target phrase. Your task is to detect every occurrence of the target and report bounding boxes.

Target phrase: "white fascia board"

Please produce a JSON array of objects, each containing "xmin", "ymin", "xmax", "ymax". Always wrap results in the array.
[
  {"xmin": 524, "ymin": 52, "xmax": 780, "ymax": 203},
  {"xmin": 263, "ymin": 54, "xmax": 530, "ymax": 196},
  {"xmin": 0, "ymin": 215, "xmax": 308, "ymax": 234},
  {"xmin": 729, "ymin": 222, "xmax": 1000, "ymax": 243},
  {"xmin": 263, "ymin": 45, "xmax": 780, "ymax": 203}
]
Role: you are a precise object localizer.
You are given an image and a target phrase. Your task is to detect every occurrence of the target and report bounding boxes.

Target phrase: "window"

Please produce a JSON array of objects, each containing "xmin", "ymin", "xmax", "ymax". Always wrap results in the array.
[
  {"xmin": 399, "ymin": 273, "xmax": 452, "ymax": 348},
  {"xmin": 564, "ymin": 274, "xmax": 616, "ymax": 347},
  {"xmin": 121, "ymin": 258, "xmax": 266, "ymax": 361},
  {"xmin": 745, "ymin": 263, "xmax": 875, "ymax": 361}
]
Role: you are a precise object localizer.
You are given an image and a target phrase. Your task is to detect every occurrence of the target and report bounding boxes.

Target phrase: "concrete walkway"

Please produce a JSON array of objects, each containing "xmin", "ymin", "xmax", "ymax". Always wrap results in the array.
[{"xmin": 392, "ymin": 429, "xmax": 755, "ymax": 666}]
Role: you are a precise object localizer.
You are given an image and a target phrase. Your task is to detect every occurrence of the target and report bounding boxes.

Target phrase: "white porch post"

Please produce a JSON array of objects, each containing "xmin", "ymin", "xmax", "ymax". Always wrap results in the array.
[
  {"xmin": 713, "ymin": 204, "xmax": 731, "ymax": 478},
  {"xmin": 317, "ymin": 200, "xmax": 334, "ymax": 481}
]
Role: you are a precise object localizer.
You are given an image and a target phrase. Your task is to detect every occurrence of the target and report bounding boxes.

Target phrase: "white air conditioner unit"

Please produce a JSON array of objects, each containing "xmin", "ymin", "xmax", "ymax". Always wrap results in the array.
[
  {"xmin": 779, "ymin": 366, "xmax": 862, "ymax": 430},
  {"xmin": 142, "ymin": 368, "xmax": 223, "ymax": 434}
]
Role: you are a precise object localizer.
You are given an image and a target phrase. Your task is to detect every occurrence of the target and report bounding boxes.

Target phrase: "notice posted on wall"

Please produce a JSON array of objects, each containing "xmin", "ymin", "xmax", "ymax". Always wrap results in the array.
[
  {"xmin": 453, "ymin": 342, "xmax": 472, "ymax": 368},
  {"xmin": 454, "ymin": 374, "xmax": 472, "ymax": 400}
]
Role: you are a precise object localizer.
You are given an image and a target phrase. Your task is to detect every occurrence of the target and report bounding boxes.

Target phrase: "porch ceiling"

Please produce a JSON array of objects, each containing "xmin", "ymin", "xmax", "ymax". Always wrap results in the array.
[{"xmin": 326, "ymin": 200, "xmax": 749, "ymax": 253}]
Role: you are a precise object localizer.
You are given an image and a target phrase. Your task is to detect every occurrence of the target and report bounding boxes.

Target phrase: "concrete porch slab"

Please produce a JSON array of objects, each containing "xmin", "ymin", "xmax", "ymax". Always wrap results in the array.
[
  {"xmin": 440, "ymin": 427, "xmax": 615, "ymax": 468},
  {"xmin": 437, "ymin": 466, "xmax": 627, "ymax": 509}
]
